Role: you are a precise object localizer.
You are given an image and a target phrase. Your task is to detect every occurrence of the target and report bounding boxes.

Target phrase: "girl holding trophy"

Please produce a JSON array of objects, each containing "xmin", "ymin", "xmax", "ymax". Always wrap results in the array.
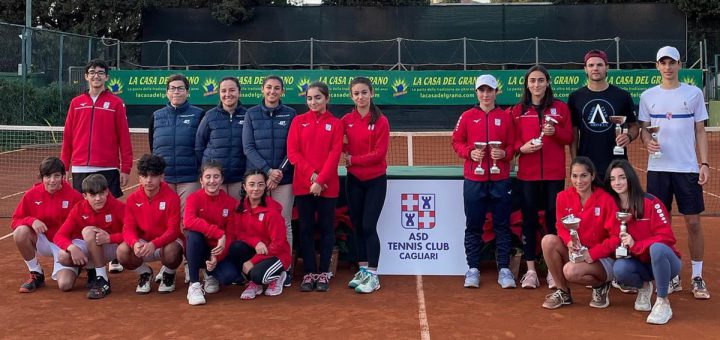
[
  {"xmin": 540, "ymin": 157, "xmax": 619, "ymax": 310},
  {"xmin": 605, "ymin": 159, "xmax": 682, "ymax": 325},
  {"xmin": 510, "ymin": 65, "xmax": 573, "ymax": 289},
  {"xmin": 452, "ymin": 74, "xmax": 516, "ymax": 289}
]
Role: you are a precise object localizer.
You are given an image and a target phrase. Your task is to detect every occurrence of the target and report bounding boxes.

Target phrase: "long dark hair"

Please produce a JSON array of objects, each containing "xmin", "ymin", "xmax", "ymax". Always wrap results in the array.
[
  {"xmin": 236, "ymin": 169, "xmax": 268, "ymax": 211},
  {"xmin": 570, "ymin": 156, "xmax": 603, "ymax": 188},
  {"xmin": 350, "ymin": 77, "xmax": 383, "ymax": 125},
  {"xmin": 520, "ymin": 65, "xmax": 555, "ymax": 114},
  {"xmin": 604, "ymin": 159, "xmax": 645, "ymax": 219}
]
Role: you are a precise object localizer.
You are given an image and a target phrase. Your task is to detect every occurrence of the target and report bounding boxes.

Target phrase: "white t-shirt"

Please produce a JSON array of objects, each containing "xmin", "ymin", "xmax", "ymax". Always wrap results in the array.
[{"xmin": 638, "ymin": 83, "xmax": 708, "ymax": 173}]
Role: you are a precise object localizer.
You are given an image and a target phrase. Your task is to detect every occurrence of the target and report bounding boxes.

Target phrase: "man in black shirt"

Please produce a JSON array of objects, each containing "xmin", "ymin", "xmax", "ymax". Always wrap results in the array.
[{"xmin": 568, "ymin": 50, "xmax": 639, "ymax": 180}]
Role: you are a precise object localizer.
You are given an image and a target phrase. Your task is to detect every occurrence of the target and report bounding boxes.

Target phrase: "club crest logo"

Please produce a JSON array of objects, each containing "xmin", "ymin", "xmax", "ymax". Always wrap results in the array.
[{"xmin": 401, "ymin": 193, "xmax": 436, "ymax": 229}]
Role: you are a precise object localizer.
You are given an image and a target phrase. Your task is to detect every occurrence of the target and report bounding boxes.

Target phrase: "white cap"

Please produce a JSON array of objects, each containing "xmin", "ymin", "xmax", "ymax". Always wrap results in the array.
[
  {"xmin": 475, "ymin": 74, "xmax": 498, "ymax": 89},
  {"xmin": 656, "ymin": 46, "xmax": 680, "ymax": 61}
]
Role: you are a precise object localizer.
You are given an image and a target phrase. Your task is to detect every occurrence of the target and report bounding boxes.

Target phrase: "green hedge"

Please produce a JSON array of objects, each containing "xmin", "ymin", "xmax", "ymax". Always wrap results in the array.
[{"xmin": 0, "ymin": 78, "xmax": 80, "ymax": 126}]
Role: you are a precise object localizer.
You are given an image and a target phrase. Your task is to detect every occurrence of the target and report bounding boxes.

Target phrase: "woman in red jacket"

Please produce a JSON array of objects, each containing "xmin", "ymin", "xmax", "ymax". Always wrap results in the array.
[
  {"xmin": 606, "ymin": 159, "xmax": 682, "ymax": 324},
  {"xmin": 183, "ymin": 160, "xmax": 238, "ymax": 305},
  {"xmin": 216, "ymin": 169, "xmax": 291, "ymax": 300},
  {"xmin": 511, "ymin": 65, "xmax": 574, "ymax": 289},
  {"xmin": 541, "ymin": 157, "xmax": 619, "ymax": 310},
  {"xmin": 342, "ymin": 77, "xmax": 390, "ymax": 294},
  {"xmin": 287, "ymin": 81, "xmax": 343, "ymax": 292}
]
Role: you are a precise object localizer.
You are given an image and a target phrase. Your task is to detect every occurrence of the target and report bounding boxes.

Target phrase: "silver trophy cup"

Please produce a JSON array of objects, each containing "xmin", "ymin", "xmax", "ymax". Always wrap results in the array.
[
  {"xmin": 615, "ymin": 211, "xmax": 632, "ymax": 258},
  {"xmin": 488, "ymin": 141, "xmax": 502, "ymax": 174},
  {"xmin": 609, "ymin": 115, "xmax": 627, "ymax": 156},
  {"xmin": 563, "ymin": 214, "xmax": 587, "ymax": 263},
  {"xmin": 473, "ymin": 142, "xmax": 487, "ymax": 175},
  {"xmin": 646, "ymin": 126, "xmax": 662, "ymax": 159},
  {"xmin": 531, "ymin": 116, "xmax": 559, "ymax": 146}
]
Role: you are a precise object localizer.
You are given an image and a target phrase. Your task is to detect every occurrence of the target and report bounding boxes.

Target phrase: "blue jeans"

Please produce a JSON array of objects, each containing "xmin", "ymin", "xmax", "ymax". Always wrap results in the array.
[
  {"xmin": 463, "ymin": 179, "xmax": 512, "ymax": 269},
  {"xmin": 613, "ymin": 243, "xmax": 681, "ymax": 298}
]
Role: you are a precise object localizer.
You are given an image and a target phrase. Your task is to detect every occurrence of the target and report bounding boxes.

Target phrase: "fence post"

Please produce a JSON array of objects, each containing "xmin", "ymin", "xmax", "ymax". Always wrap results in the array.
[
  {"xmin": 116, "ymin": 41, "xmax": 121, "ymax": 70},
  {"xmin": 615, "ymin": 37, "xmax": 620, "ymax": 70},
  {"xmin": 87, "ymin": 37, "xmax": 92, "ymax": 62},
  {"xmin": 535, "ymin": 37, "xmax": 539, "ymax": 64},
  {"xmin": 397, "ymin": 37, "xmax": 402, "ymax": 70},
  {"xmin": 463, "ymin": 37, "xmax": 467, "ymax": 70},
  {"xmin": 166, "ymin": 40, "xmax": 171, "ymax": 70},
  {"xmin": 407, "ymin": 134, "xmax": 414, "ymax": 166},
  {"xmin": 238, "ymin": 39, "xmax": 242, "ymax": 70},
  {"xmin": 59, "ymin": 34, "xmax": 64, "ymax": 97},
  {"xmin": 310, "ymin": 38, "xmax": 314, "ymax": 70}
]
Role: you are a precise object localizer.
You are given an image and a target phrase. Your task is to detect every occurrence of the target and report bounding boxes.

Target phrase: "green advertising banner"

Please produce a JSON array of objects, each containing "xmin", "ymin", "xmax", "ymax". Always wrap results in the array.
[{"xmin": 107, "ymin": 69, "xmax": 703, "ymax": 106}]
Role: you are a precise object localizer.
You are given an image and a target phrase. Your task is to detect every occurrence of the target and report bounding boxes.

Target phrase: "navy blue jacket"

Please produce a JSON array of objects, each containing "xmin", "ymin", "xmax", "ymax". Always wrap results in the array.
[
  {"xmin": 196, "ymin": 104, "xmax": 247, "ymax": 183},
  {"xmin": 242, "ymin": 101, "xmax": 296, "ymax": 185},
  {"xmin": 149, "ymin": 101, "xmax": 204, "ymax": 184}
]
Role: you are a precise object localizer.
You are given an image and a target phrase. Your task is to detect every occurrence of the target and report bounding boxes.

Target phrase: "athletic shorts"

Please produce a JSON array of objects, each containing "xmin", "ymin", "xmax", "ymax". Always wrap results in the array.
[
  {"xmin": 137, "ymin": 238, "xmax": 184, "ymax": 263},
  {"xmin": 646, "ymin": 171, "xmax": 704, "ymax": 215},
  {"xmin": 35, "ymin": 234, "xmax": 69, "ymax": 281},
  {"xmin": 53, "ymin": 239, "xmax": 119, "ymax": 279},
  {"xmin": 598, "ymin": 257, "xmax": 615, "ymax": 283}
]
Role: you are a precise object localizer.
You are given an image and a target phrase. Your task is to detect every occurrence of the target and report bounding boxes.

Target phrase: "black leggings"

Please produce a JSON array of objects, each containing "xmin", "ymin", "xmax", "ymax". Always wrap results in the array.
[
  {"xmin": 221, "ymin": 241, "xmax": 284, "ymax": 285},
  {"xmin": 346, "ymin": 173, "xmax": 386, "ymax": 268},
  {"xmin": 519, "ymin": 180, "xmax": 564, "ymax": 261},
  {"xmin": 295, "ymin": 195, "xmax": 337, "ymax": 274}
]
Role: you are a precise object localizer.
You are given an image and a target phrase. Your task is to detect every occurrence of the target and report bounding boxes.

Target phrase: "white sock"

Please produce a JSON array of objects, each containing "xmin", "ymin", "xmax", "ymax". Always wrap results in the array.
[
  {"xmin": 95, "ymin": 267, "xmax": 108, "ymax": 280},
  {"xmin": 367, "ymin": 269, "xmax": 377, "ymax": 275},
  {"xmin": 164, "ymin": 268, "xmax": 176, "ymax": 275},
  {"xmin": 691, "ymin": 260, "xmax": 703, "ymax": 279},
  {"xmin": 24, "ymin": 257, "xmax": 42, "ymax": 273},
  {"xmin": 134, "ymin": 263, "xmax": 151, "ymax": 275}
]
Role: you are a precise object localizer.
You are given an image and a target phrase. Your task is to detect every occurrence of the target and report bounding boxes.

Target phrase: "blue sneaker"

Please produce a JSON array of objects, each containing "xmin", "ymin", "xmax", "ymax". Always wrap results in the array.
[
  {"xmin": 464, "ymin": 268, "xmax": 480, "ymax": 288},
  {"xmin": 348, "ymin": 268, "xmax": 369, "ymax": 288},
  {"xmin": 498, "ymin": 268, "xmax": 516, "ymax": 289},
  {"xmin": 355, "ymin": 273, "xmax": 380, "ymax": 294}
]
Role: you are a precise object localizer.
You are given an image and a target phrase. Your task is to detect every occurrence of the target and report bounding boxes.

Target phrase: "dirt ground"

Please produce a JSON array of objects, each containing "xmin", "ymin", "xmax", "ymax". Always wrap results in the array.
[{"xmin": 0, "ymin": 216, "xmax": 718, "ymax": 339}]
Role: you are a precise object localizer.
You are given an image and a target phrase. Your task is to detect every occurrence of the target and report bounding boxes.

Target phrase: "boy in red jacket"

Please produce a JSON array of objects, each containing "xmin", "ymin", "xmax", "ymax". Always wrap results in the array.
[
  {"xmin": 11, "ymin": 157, "xmax": 82, "ymax": 293},
  {"xmin": 53, "ymin": 174, "xmax": 125, "ymax": 299},
  {"xmin": 117, "ymin": 154, "xmax": 184, "ymax": 294}
]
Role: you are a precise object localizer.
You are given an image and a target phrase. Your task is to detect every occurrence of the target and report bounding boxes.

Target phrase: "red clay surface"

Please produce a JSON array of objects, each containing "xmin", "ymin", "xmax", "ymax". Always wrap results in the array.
[{"xmin": 0, "ymin": 216, "xmax": 718, "ymax": 339}]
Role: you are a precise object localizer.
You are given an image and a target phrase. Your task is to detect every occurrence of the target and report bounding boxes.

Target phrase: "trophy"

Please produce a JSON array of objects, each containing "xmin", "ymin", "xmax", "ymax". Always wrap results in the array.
[
  {"xmin": 531, "ymin": 116, "xmax": 559, "ymax": 146},
  {"xmin": 562, "ymin": 214, "xmax": 587, "ymax": 263},
  {"xmin": 473, "ymin": 142, "xmax": 487, "ymax": 175},
  {"xmin": 488, "ymin": 141, "xmax": 502, "ymax": 174},
  {"xmin": 609, "ymin": 116, "xmax": 627, "ymax": 156},
  {"xmin": 646, "ymin": 126, "xmax": 662, "ymax": 159},
  {"xmin": 615, "ymin": 211, "xmax": 632, "ymax": 258}
]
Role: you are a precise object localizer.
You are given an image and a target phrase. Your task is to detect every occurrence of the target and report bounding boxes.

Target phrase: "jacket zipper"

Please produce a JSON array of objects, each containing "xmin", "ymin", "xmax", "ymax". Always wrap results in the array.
[
  {"xmin": 86, "ymin": 94, "xmax": 97, "ymax": 165},
  {"xmin": 485, "ymin": 109, "xmax": 490, "ymax": 180},
  {"xmin": 537, "ymin": 107, "xmax": 544, "ymax": 180}
]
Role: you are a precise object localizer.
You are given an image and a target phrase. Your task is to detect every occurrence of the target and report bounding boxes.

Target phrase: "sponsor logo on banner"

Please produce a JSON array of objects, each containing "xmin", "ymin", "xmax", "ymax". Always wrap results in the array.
[
  {"xmin": 202, "ymin": 78, "xmax": 219, "ymax": 96},
  {"xmin": 392, "ymin": 79, "xmax": 408, "ymax": 97},
  {"xmin": 107, "ymin": 79, "xmax": 123, "ymax": 95},
  {"xmin": 400, "ymin": 193, "xmax": 436, "ymax": 229},
  {"xmin": 296, "ymin": 78, "xmax": 311, "ymax": 96}
]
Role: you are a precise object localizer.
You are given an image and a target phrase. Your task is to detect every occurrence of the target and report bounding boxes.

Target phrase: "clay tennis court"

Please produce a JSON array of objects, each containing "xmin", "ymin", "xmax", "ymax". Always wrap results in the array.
[{"xmin": 0, "ymin": 131, "xmax": 719, "ymax": 338}]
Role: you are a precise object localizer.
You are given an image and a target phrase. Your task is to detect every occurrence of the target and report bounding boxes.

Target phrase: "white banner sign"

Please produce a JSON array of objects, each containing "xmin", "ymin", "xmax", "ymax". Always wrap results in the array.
[{"xmin": 377, "ymin": 179, "xmax": 468, "ymax": 275}]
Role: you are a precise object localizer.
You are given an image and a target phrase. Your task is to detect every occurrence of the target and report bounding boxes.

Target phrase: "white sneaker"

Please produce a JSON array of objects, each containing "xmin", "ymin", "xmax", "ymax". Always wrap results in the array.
[
  {"xmin": 635, "ymin": 281, "xmax": 653, "ymax": 311},
  {"xmin": 355, "ymin": 273, "xmax": 381, "ymax": 294},
  {"xmin": 647, "ymin": 299, "xmax": 672, "ymax": 325},
  {"xmin": 157, "ymin": 271, "xmax": 176, "ymax": 293},
  {"xmin": 108, "ymin": 260, "xmax": 123, "ymax": 273},
  {"xmin": 204, "ymin": 275, "xmax": 220, "ymax": 294},
  {"xmin": 348, "ymin": 268, "xmax": 369, "ymax": 288},
  {"xmin": 546, "ymin": 272, "xmax": 556, "ymax": 289},
  {"xmin": 154, "ymin": 266, "xmax": 166, "ymax": 283},
  {"xmin": 497, "ymin": 268, "xmax": 516, "ymax": 289},
  {"xmin": 241, "ymin": 282, "xmax": 263, "ymax": 300},
  {"xmin": 668, "ymin": 275, "xmax": 682, "ymax": 294},
  {"xmin": 264, "ymin": 271, "xmax": 287, "ymax": 296},
  {"xmin": 187, "ymin": 282, "xmax": 206, "ymax": 305},
  {"xmin": 136, "ymin": 271, "xmax": 153, "ymax": 294},
  {"xmin": 520, "ymin": 270, "xmax": 539, "ymax": 289},
  {"xmin": 464, "ymin": 268, "xmax": 480, "ymax": 288}
]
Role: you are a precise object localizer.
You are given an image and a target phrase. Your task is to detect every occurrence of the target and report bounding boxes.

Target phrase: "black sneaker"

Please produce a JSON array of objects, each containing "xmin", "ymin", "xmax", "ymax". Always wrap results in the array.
[
  {"xmin": 85, "ymin": 268, "xmax": 97, "ymax": 288},
  {"xmin": 315, "ymin": 272, "xmax": 330, "ymax": 292},
  {"xmin": 284, "ymin": 270, "xmax": 293, "ymax": 287},
  {"xmin": 300, "ymin": 273, "xmax": 316, "ymax": 292},
  {"xmin": 87, "ymin": 276, "xmax": 111, "ymax": 299},
  {"xmin": 19, "ymin": 271, "xmax": 45, "ymax": 293},
  {"xmin": 158, "ymin": 271, "xmax": 176, "ymax": 293},
  {"xmin": 136, "ymin": 270, "xmax": 153, "ymax": 294}
]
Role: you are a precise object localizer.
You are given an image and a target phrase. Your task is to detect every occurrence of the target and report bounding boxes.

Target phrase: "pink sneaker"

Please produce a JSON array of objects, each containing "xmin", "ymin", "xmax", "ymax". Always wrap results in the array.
[
  {"xmin": 241, "ymin": 282, "xmax": 263, "ymax": 300},
  {"xmin": 265, "ymin": 271, "xmax": 287, "ymax": 296}
]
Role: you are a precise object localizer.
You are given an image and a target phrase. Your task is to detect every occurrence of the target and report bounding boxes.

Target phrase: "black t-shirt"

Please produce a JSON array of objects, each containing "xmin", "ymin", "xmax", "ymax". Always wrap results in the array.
[{"xmin": 568, "ymin": 84, "xmax": 637, "ymax": 179}]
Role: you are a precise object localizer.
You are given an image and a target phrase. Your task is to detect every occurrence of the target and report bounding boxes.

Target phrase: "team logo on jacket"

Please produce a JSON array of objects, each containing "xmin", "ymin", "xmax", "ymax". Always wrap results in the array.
[
  {"xmin": 594, "ymin": 206, "xmax": 600, "ymax": 216},
  {"xmin": 107, "ymin": 79, "xmax": 123, "ymax": 95},
  {"xmin": 34, "ymin": 201, "xmax": 42, "ymax": 205},
  {"xmin": 279, "ymin": 121, "xmax": 287, "ymax": 126},
  {"xmin": 202, "ymin": 78, "xmax": 219, "ymax": 96},
  {"xmin": 82, "ymin": 215, "xmax": 89, "ymax": 220},
  {"xmin": 62, "ymin": 200, "xmax": 69, "ymax": 209},
  {"xmin": 401, "ymin": 193, "xmax": 436, "ymax": 229},
  {"xmin": 159, "ymin": 202, "xmax": 166, "ymax": 210},
  {"xmin": 105, "ymin": 214, "xmax": 112, "ymax": 223},
  {"xmin": 581, "ymin": 99, "xmax": 613, "ymax": 133},
  {"xmin": 259, "ymin": 213, "xmax": 265, "ymax": 222},
  {"xmin": 222, "ymin": 209, "xmax": 229, "ymax": 217},
  {"xmin": 392, "ymin": 79, "xmax": 408, "ymax": 97}
]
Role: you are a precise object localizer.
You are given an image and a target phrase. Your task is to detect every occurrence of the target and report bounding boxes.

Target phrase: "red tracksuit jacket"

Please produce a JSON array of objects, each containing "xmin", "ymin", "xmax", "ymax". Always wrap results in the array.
[
  {"xmin": 53, "ymin": 195, "xmax": 125, "ymax": 251},
  {"xmin": 287, "ymin": 110, "xmax": 343, "ymax": 198},
  {"xmin": 61, "ymin": 90, "xmax": 133, "ymax": 174},
  {"xmin": 123, "ymin": 182, "xmax": 182, "ymax": 248},
  {"xmin": 556, "ymin": 186, "xmax": 620, "ymax": 261},
  {"xmin": 511, "ymin": 100, "xmax": 573, "ymax": 181},
  {"xmin": 183, "ymin": 189, "xmax": 238, "ymax": 247},
  {"xmin": 452, "ymin": 105, "xmax": 515, "ymax": 181},
  {"xmin": 342, "ymin": 110, "xmax": 389, "ymax": 181},
  {"xmin": 225, "ymin": 197, "xmax": 291, "ymax": 269},
  {"xmin": 625, "ymin": 195, "xmax": 681, "ymax": 263},
  {"xmin": 11, "ymin": 181, "xmax": 83, "ymax": 242}
]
